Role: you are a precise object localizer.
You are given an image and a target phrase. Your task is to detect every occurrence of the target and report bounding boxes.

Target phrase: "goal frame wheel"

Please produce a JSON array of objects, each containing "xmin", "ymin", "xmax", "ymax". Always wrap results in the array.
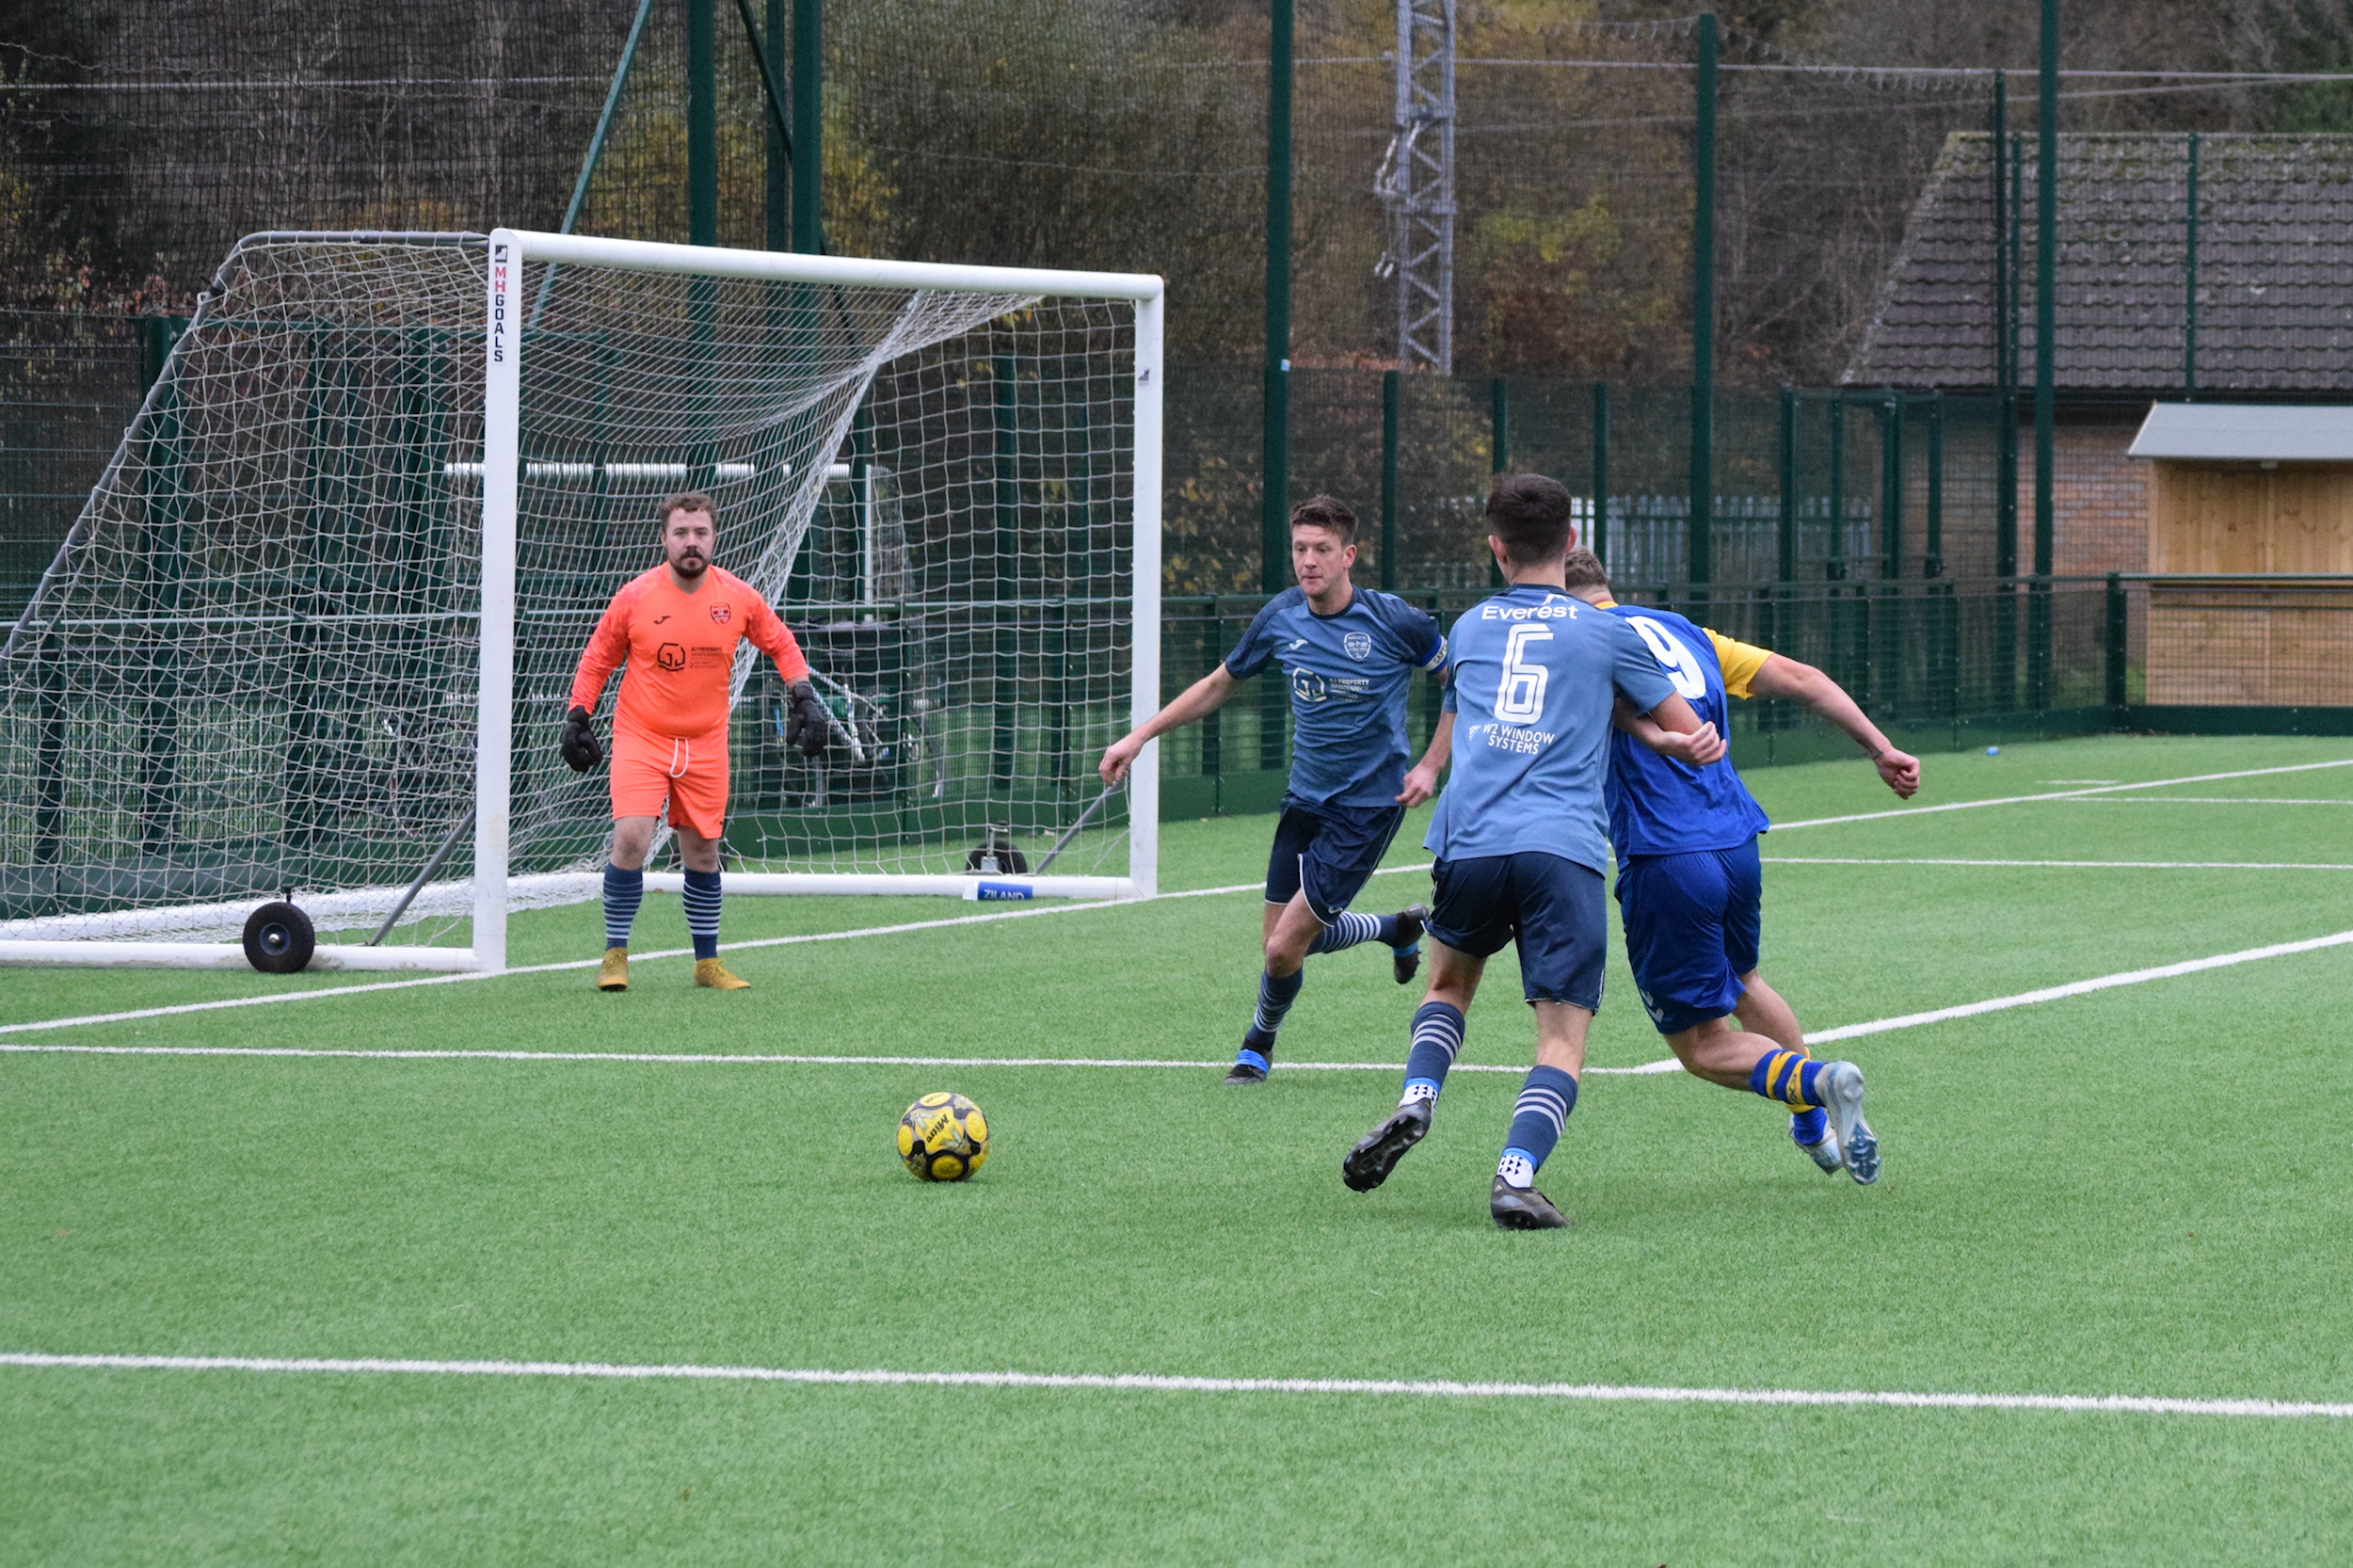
[{"xmin": 242, "ymin": 901, "xmax": 316, "ymax": 974}]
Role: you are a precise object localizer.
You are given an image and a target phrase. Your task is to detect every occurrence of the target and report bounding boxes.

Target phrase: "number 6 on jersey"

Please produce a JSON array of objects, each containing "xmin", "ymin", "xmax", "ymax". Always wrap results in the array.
[{"xmin": 1497, "ymin": 623, "xmax": 1553, "ymax": 724}]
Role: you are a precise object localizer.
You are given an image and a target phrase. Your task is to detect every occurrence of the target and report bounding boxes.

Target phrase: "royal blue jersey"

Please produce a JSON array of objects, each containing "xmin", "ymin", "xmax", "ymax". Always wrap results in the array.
[
  {"xmin": 1225, "ymin": 586, "xmax": 1447, "ymax": 807},
  {"xmin": 1602, "ymin": 603, "xmax": 1772, "ymax": 863},
  {"xmin": 1424, "ymin": 583, "xmax": 1679, "ymax": 873}
]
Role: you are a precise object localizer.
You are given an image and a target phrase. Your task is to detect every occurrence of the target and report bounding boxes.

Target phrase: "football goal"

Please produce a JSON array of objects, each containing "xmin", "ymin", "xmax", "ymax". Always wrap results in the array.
[{"xmin": 0, "ymin": 230, "xmax": 1164, "ymax": 973}]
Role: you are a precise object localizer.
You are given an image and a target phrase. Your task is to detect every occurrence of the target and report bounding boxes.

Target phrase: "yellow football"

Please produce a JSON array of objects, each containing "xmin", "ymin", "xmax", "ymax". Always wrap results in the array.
[{"xmin": 899, "ymin": 1091, "xmax": 988, "ymax": 1181}]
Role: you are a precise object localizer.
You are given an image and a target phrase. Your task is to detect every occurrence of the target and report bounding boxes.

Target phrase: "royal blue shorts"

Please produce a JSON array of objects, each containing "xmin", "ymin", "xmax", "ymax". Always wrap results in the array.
[
  {"xmin": 1616, "ymin": 836, "xmax": 1765, "ymax": 1035},
  {"xmin": 1265, "ymin": 795, "xmax": 1404, "ymax": 923},
  {"xmin": 1427, "ymin": 851, "xmax": 1609, "ymax": 1009}
]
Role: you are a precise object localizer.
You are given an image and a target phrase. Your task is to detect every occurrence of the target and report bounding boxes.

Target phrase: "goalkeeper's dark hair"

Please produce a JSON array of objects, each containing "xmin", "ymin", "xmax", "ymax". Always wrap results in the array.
[
  {"xmin": 1485, "ymin": 472, "xmax": 1575, "ymax": 568},
  {"xmin": 1562, "ymin": 547, "xmax": 1611, "ymax": 592},
  {"xmin": 1289, "ymin": 494, "xmax": 1357, "ymax": 546},
  {"xmin": 658, "ymin": 490, "xmax": 718, "ymax": 528}
]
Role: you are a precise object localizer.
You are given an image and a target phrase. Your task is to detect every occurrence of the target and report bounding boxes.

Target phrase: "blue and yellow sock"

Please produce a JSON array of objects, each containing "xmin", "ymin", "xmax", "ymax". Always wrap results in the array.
[
  {"xmin": 1497, "ymin": 1064, "xmax": 1577, "ymax": 1189},
  {"xmin": 1790, "ymin": 1106, "xmax": 1830, "ymax": 1145},
  {"xmin": 1750, "ymin": 1048, "xmax": 1823, "ymax": 1112},
  {"xmin": 601, "ymin": 862, "xmax": 643, "ymax": 949},
  {"xmin": 1399, "ymin": 1000, "xmax": 1464, "ymax": 1107}
]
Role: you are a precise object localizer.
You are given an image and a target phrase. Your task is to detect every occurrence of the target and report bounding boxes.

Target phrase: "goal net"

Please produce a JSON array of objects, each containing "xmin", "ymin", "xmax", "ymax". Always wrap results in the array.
[{"xmin": 0, "ymin": 230, "xmax": 1162, "ymax": 971}]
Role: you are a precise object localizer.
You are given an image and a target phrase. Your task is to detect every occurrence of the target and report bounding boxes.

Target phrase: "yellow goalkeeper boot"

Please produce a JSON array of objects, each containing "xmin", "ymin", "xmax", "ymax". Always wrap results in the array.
[
  {"xmin": 694, "ymin": 957, "xmax": 750, "ymax": 990},
  {"xmin": 597, "ymin": 946, "xmax": 629, "ymax": 991}
]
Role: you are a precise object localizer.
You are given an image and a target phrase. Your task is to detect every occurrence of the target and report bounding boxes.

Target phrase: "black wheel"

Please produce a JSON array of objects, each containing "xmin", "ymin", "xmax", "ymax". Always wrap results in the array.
[
  {"xmin": 242, "ymin": 901, "xmax": 316, "ymax": 974},
  {"xmin": 965, "ymin": 843, "xmax": 1030, "ymax": 874}
]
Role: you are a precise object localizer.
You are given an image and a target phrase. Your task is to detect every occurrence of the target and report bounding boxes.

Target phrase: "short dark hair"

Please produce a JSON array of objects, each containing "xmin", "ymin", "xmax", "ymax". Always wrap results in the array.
[
  {"xmin": 1289, "ymin": 494, "xmax": 1357, "ymax": 546},
  {"xmin": 1485, "ymin": 472, "xmax": 1574, "ymax": 568},
  {"xmin": 658, "ymin": 490, "xmax": 717, "ymax": 529},
  {"xmin": 1561, "ymin": 547, "xmax": 1610, "ymax": 592}
]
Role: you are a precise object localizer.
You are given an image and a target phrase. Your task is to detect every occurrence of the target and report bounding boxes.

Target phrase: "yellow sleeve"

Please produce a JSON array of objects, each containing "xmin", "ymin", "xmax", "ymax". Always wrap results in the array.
[{"xmin": 1705, "ymin": 629, "xmax": 1773, "ymax": 700}]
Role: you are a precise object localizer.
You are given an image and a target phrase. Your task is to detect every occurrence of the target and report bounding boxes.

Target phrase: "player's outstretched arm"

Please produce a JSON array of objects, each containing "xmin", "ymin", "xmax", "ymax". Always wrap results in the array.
[
  {"xmin": 1621, "ymin": 693, "xmax": 1726, "ymax": 766},
  {"xmin": 1611, "ymin": 697, "xmax": 1723, "ymax": 767},
  {"xmin": 1398, "ymin": 719, "xmax": 1452, "ymax": 807},
  {"xmin": 1098, "ymin": 665, "xmax": 1241, "ymax": 785},
  {"xmin": 1745, "ymin": 655, "xmax": 1919, "ymax": 797}
]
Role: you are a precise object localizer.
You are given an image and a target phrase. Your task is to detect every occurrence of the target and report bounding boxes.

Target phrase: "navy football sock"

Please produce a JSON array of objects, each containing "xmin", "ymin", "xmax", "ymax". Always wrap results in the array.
[
  {"xmin": 601, "ymin": 863, "xmax": 644, "ymax": 949},
  {"xmin": 1243, "ymin": 967, "xmax": 1305, "ymax": 1055},
  {"xmin": 1305, "ymin": 911, "xmax": 1391, "ymax": 955},
  {"xmin": 681, "ymin": 867, "xmax": 722, "ymax": 961},
  {"xmin": 1497, "ymin": 1064, "xmax": 1578, "ymax": 1189},
  {"xmin": 1400, "ymin": 1000, "xmax": 1465, "ymax": 1107}
]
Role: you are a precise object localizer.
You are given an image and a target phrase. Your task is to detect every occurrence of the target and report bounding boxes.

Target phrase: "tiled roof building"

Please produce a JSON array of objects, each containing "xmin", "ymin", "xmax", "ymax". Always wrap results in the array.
[{"xmin": 1847, "ymin": 132, "xmax": 2353, "ymax": 394}]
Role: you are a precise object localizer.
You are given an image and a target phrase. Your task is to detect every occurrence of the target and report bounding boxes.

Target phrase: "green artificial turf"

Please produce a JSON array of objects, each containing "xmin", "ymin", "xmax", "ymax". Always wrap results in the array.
[{"xmin": 4, "ymin": 733, "xmax": 2352, "ymax": 1564}]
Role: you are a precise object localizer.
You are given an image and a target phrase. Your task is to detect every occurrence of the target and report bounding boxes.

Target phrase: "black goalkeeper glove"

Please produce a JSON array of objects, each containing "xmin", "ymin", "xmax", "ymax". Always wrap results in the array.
[
  {"xmin": 784, "ymin": 680, "xmax": 833, "ymax": 759},
  {"xmin": 559, "ymin": 705, "xmax": 603, "ymax": 774}
]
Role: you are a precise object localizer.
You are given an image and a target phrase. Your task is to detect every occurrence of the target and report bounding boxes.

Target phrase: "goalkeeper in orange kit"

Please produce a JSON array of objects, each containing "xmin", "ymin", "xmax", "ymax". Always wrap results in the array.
[{"xmin": 562, "ymin": 491, "xmax": 832, "ymax": 991}]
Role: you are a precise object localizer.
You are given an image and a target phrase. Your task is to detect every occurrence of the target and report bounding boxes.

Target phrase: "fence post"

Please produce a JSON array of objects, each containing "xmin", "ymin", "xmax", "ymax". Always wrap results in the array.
[
  {"xmin": 1489, "ymin": 376, "xmax": 1509, "ymax": 585},
  {"xmin": 2184, "ymin": 131, "xmax": 2200, "ymax": 400},
  {"xmin": 2105, "ymin": 571, "xmax": 2127, "ymax": 719},
  {"xmin": 1381, "ymin": 369, "xmax": 1400, "ymax": 590},
  {"xmin": 1689, "ymin": 12, "xmax": 1717, "ymax": 599},
  {"xmin": 1827, "ymin": 396, "xmax": 1846, "ymax": 582},
  {"xmin": 1591, "ymin": 381, "xmax": 1609, "ymax": 565},
  {"xmin": 1880, "ymin": 392, "xmax": 1902, "ymax": 580},
  {"xmin": 1776, "ymin": 388, "xmax": 1796, "ymax": 584}
]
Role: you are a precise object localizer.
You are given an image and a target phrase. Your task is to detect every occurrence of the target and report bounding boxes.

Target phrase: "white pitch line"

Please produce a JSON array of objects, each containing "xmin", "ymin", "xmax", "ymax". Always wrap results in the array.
[
  {"xmin": 0, "ymin": 866, "xmax": 1437, "ymax": 1040},
  {"xmin": 3, "ymin": 1352, "xmax": 2345, "ymax": 1421},
  {"xmin": 13, "ymin": 926, "xmax": 2349, "ymax": 1071},
  {"xmin": 0, "ymin": 1041, "xmax": 1680, "ymax": 1076},
  {"xmin": 1769, "ymin": 757, "xmax": 2353, "ymax": 831},
  {"xmin": 1804, "ymin": 928, "xmax": 2353, "ymax": 1045},
  {"xmin": 2066, "ymin": 796, "xmax": 2353, "ymax": 806},
  {"xmin": 1765, "ymin": 857, "xmax": 2353, "ymax": 872}
]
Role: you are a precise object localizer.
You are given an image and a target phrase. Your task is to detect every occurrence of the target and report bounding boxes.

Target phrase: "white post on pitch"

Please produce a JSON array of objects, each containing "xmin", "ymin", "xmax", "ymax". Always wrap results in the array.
[
  {"xmin": 1127, "ymin": 283, "xmax": 1165, "ymax": 901},
  {"xmin": 473, "ymin": 231, "xmax": 523, "ymax": 972}
]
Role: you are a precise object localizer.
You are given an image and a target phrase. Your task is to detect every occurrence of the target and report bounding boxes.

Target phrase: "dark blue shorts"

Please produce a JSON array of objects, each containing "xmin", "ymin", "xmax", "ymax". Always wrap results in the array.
[
  {"xmin": 1616, "ymin": 837, "xmax": 1764, "ymax": 1035},
  {"xmin": 1265, "ymin": 795, "xmax": 1404, "ymax": 924},
  {"xmin": 1427, "ymin": 852, "xmax": 1609, "ymax": 1009}
]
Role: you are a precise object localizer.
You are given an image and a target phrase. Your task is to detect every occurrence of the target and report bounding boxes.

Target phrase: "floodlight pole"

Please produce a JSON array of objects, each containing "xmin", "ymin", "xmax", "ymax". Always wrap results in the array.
[
  {"xmin": 2184, "ymin": 131, "xmax": 2200, "ymax": 399},
  {"xmin": 2032, "ymin": 0, "xmax": 2057, "ymax": 710},
  {"xmin": 1263, "ymin": 0, "xmax": 1294, "ymax": 597},
  {"xmin": 1260, "ymin": 0, "xmax": 1294, "ymax": 775},
  {"xmin": 688, "ymin": 0, "xmax": 717, "ymax": 247},
  {"xmin": 1689, "ymin": 12, "xmax": 1717, "ymax": 602},
  {"xmin": 765, "ymin": 0, "xmax": 790, "ymax": 250},
  {"xmin": 792, "ymin": 0, "xmax": 823, "ymax": 253}
]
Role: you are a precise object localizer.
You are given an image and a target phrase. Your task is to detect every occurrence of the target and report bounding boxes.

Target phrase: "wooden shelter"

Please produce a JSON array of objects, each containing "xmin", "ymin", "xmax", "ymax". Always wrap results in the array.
[{"xmin": 2128, "ymin": 403, "xmax": 2353, "ymax": 706}]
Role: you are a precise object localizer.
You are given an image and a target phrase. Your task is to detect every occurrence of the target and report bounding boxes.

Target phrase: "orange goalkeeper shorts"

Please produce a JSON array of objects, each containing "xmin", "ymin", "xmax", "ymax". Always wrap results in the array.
[{"xmin": 609, "ymin": 719, "xmax": 731, "ymax": 840}]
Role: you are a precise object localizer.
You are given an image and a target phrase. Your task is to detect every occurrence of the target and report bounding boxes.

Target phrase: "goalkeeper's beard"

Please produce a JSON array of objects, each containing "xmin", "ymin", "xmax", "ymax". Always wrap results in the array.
[{"xmin": 669, "ymin": 549, "xmax": 710, "ymax": 581}]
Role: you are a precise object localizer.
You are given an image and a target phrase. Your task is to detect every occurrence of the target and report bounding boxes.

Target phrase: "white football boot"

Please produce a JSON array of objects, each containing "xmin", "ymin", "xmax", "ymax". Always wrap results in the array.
[
  {"xmin": 1812, "ymin": 1061, "xmax": 1880, "ymax": 1185},
  {"xmin": 1792, "ymin": 1114, "xmax": 1844, "ymax": 1175}
]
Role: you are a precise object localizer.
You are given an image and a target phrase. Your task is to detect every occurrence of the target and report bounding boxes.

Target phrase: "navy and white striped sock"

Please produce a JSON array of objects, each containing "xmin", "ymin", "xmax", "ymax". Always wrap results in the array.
[
  {"xmin": 1400, "ymin": 1000, "xmax": 1465, "ymax": 1107},
  {"xmin": 681, "ymin": 867, "xmax": 722, "ymax": 961},
  {"xmin": 601, "ymin": 863, "xmax": 643, "ymax": 950},
  {"xmin": 1305, "ymin": 911, "xmax": 1395, "ymax": 955},
  {"xmin": 1497, "ymin": 1064, "xmax": 1578, "ymax": 1189}
]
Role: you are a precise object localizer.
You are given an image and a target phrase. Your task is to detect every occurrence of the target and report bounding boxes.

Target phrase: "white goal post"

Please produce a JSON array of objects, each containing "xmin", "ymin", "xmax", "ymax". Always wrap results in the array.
[{"xmin": 0, "ymin": 230, "xmax": 1164, "ymax": 973}]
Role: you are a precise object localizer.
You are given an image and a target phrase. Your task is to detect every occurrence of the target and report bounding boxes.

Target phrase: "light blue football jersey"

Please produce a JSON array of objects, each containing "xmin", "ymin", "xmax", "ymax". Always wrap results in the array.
[
  {"xmin": 1602, "ymin": 603, "xmax": 1771, "ymax": 864},
  {"xmin": 1425, "ymin": 583, "xmax": 1680, "ymax": 872},
  {"xmin": 1225, "ymin": 586, "xmax": 1446, "ymax": 807}
]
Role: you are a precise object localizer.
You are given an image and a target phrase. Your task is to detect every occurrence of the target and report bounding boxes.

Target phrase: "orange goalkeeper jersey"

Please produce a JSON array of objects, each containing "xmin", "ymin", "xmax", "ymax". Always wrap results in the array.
[{"xmin": 568, "ymin": 565, "xmax": 810, "ymax": 740}]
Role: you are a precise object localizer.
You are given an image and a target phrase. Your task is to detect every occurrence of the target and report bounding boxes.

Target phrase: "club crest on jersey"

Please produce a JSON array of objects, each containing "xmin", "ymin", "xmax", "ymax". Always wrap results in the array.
[
  {"xmin": 709, "ymin": 602, "xmax": 732, "ymax": 625},
  {"xmin": 1343, "ymin": 631, "xmax": 1372, "ymax": 661}
]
